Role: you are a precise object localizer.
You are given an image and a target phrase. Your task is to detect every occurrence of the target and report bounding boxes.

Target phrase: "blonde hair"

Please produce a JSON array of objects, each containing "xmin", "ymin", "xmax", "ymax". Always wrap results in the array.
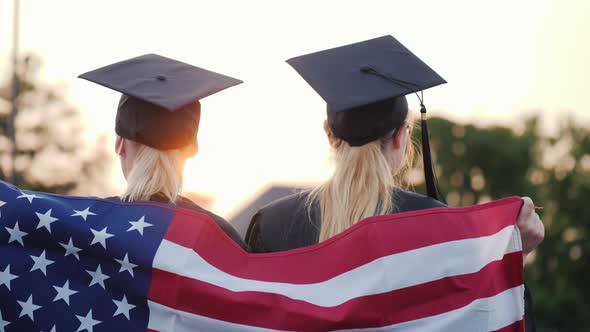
[
  {"xmin": 120, "ymin": 142, "xmax": 194, "ymax": 203},
  {"xmin": 308, "ymin": 124, "xmax": 414, "ymax": 242}
]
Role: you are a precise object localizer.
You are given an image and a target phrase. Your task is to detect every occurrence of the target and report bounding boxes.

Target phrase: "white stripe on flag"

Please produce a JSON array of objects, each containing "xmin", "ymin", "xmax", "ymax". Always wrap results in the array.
[
  {"xmin": 341, "ymin": 286, "xmax": 524, "ymax": 332},
  {"xmin": 153, "ymin": 225, "xmax": 521, "ymax": 307},
  {"xmin": 147, "ymin": 286, "xmax": 524, "ymax": 332},
  {"xmin": 147, "ymin": 300, "xmax": 285, "ymax": 332}
]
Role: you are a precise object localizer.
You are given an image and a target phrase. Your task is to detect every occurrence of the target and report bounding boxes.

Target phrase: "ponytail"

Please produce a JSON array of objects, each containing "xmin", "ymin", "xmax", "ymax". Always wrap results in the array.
[
  {"xmin": 307, "ymin": 136, "xmax": 398, "ymax": 242},
  {"xmin": 121, "ymin": 143, "xmax": 193, "ymax": 203}
]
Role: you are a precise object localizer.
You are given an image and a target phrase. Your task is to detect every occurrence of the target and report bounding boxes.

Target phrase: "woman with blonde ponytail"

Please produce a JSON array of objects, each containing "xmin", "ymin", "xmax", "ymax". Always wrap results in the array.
[
  {"xmin": 79, "ymin": 53, "xmax": 247, "ymax": 249},
  {"xmin": 246, "ymin": 96, "xmax": 445, "ymax": 251},
  {"xmin": 245, "ymin": 36, "xmax": 543, "ymax": 263},
  {"xmin": 246, "ymin": 36, "xmax": 542, "ymax": 332}
]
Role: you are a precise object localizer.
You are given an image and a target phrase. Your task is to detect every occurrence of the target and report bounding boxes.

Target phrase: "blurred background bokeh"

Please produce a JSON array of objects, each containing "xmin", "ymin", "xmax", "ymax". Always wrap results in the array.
[{"xmin": 1, "ymin": 0, "xmax": 588, "ymax": 330}]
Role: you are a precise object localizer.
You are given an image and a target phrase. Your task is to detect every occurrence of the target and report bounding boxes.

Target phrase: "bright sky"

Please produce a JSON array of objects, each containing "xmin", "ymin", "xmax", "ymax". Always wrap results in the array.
[{"xmin": 0, "ymin": 0, "xmax": 589, "ymax": 217}]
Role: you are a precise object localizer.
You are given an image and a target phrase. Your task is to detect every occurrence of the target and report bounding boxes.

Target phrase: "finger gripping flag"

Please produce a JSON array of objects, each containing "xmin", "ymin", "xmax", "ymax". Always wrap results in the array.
[{"xmin": 0, "ymin": 181, "xmax": 524, "ymax": 332}]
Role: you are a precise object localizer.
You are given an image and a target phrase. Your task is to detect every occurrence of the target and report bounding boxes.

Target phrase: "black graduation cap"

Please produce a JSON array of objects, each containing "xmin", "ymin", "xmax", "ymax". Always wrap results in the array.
[
  {"xmin": 79, "ymin": 54, "xmax": 242, "ymax": 150},
  {"xmin": 286, "ymin": 35, "xmax": 446, "ymax": 199}
]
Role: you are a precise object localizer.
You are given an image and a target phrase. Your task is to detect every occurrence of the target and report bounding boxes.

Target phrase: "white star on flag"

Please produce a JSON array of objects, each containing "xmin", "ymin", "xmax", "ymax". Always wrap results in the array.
[
  {"xmin": 30, "ymin": 250, "xmax": 55, "ymax": 276},
  {"xmin": 17, "ymin": 295, "xmax": 42, "ymax": 320},
  {"xmin": 16, "ymin": 192, "xmax": 39, "ymax": 204},
  {"xmin": 112, "ymin": 295, "xmax": 136, "ymax": 320},
  {"xmin": 90, "ymin": 227, "xmax": 114, "ymax": 249},
  {"xmin": 43, "ymin": 326, "xmax": 56, "ymax": 332},
  {"xmin": 115, "ymin": 253, "xmax": 137, "ymax": 277},
  {"xmin": 71, "ymin": 207, "xmax": 96, "ymax": 221},
  {"xmin": 127, "ymin": 216, "xmax": 152, "ymax": 236},
  {"xmin": 75, "ymin": 309, "xmax": 101, "ymax": 332},
  {"xmin": 0, "ymin": 200, "xmax": 5, "ymax": 219},
  {"xmin": 5, "ymin": 221, "xmax": 28, "ymax": 246},
  {"xmin": 0, "ymin": 265, "xmax": 18, "ymax": 290},
  {"xmin": 86, "ymin": 265, "xmax": 110, "ymax": 289},
  {"xmin": 53, "ymin": 280, "xmax": 78, "ymax": 305},
  {"xmin": 59, "ymin": 237, "xmax": 82, "ymax": 260},
  {"xmin": 35, "ymin": 209, "xmax": 59, "ymax": 233},
  {"xmin": 0, "ymin": 310, "xmax": 10, "ymax": 332}
]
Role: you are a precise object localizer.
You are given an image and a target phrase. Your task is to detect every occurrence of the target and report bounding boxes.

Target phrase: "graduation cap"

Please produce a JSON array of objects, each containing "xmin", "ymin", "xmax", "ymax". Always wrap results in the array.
[
  {"xmin": 79, "ymin": 54, "xmax": 242, "ymax": 150},
  {"xmin": 287, "ymin": 35, "xmax": 446, "ymax": 200}
]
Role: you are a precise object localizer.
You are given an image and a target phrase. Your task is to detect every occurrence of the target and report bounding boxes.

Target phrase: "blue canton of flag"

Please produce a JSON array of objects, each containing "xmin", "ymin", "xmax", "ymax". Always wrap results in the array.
[{"xmin": 0, "ymin": 181, "xmax": 172, "ymax": 332}]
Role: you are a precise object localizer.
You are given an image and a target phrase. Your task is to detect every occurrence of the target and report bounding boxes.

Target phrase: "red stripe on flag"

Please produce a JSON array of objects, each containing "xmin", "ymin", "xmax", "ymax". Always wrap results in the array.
[
  {"xmin": 163, "ymin": 197, "xmax": 522, "ymax": 283},
  {"xmin": 493, "ymin": 320, "xmax": 525, "ymax": 332},
  {"xmin": 148, "ymin": 252, "xmax": 522, "ymax": 331}
]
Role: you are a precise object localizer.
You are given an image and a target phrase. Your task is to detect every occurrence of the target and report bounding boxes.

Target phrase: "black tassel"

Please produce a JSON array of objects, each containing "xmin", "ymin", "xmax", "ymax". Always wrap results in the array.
[
  {"xmin": 359, "ymin": 66, "xmax": 442, "ymax": 200},
  {"xmin": 420, "ymin": 104, "xmax": 438, "ymax": 200}
]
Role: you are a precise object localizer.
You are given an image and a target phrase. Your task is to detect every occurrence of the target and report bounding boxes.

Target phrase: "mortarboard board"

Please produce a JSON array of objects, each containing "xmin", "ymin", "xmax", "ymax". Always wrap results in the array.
[
  {"xmin": 286, "ymin": 35, "xmax": 446, "ymax": 200},
  {"xmin": 79, "ymin": 54, "xmax": 242, "ymax": 150}
]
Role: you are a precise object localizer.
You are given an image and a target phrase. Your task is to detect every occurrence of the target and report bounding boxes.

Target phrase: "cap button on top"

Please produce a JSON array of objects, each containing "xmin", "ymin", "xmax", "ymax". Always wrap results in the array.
[{"xmin": 156, "ymin": 75, "xmax": 167, "ymax": 81}]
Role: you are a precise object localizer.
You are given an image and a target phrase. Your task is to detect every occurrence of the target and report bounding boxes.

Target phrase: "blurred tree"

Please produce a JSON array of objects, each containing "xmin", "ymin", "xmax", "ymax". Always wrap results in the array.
[
  {"xmin": 409, "ymin": 116, "xmax": 589, "ymax": 331},
  {"xmin": 524, "ymin": 120, "xmax": 590, "ymax": 331},
  {"xmin": 0, "ymin": 54, "xmax": 113, "ymax": 195}
]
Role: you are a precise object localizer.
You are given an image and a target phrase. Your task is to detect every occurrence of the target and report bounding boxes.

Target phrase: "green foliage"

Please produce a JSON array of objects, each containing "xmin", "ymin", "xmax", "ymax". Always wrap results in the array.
[
  {"xmin": 411, "ymin": 116, "xmax": 590, "ymax": 331},
  {"xmin": 0, "ymin": 54, "xmax": 112, "ymax": 195}
]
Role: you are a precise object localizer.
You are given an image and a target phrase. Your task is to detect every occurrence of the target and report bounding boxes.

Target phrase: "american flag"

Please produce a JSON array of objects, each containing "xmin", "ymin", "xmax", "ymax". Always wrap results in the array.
[{"xmin": 0, "ymin": 180, "xmax": 525, "ymax": 332}]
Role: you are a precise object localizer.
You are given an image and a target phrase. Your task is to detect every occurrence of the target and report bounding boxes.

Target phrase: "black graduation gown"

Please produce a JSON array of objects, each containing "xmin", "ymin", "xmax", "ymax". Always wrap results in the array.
[
  {"xmin": 245, "ymin": 189, "xmax": 536, "ymax": 332},
  {"xmin": 246, "ymin": 189, "xmax": 445, "ymax": 253},
  {"xmin": 109, "ymin": 193, "xmax": 248, "ymax": 250}
]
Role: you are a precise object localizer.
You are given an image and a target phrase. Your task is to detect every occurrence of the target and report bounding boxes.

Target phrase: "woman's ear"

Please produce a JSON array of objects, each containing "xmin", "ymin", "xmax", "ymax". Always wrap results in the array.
[
  {"xmin": 323, "ymin": 120, "xmax": 336, "ymax": 146},
  {"xmin": 115, "ymin": 135, "xmax": 125, "ymax": 156},
  {"xmin": 392, "ymin": 121, "xmax": 410, "ymax": 149}
]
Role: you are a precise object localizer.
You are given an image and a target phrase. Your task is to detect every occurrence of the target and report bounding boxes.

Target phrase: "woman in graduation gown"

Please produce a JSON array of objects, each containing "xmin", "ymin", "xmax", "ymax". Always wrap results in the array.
[
  {"xmin": 245, "ymin": 36, "xmax": 543, "ymax": 330},
  {"xmin": 79, "ymin": 54, "xmax": 247, "ymax": 249}
]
